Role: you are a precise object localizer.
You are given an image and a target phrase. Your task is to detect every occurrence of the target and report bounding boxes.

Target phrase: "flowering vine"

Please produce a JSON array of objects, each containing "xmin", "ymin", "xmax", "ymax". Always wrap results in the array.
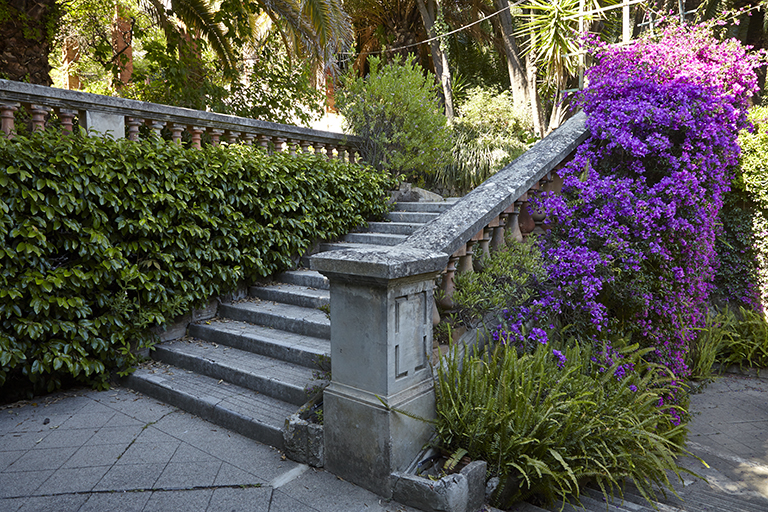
[{"xmin": 493, "ymin": 21, "xmax": 763, "ymax": 385}]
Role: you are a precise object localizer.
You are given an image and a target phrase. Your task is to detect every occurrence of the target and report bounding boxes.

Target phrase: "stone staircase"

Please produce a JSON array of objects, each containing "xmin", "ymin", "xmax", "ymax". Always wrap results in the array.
[{"xmin": 124, "ymin": 200, "xmax": 456, "ymax": 450}]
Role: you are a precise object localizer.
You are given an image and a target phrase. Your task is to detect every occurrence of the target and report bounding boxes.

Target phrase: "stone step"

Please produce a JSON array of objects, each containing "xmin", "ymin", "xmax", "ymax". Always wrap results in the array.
[
  {"xmin": 392, "ymin": 201, "xmax": 456, "ymax": 213},
  {"xmin": 582, "ymin": 488, "xmax": 657, "ymax": 512},
  {"xmin": 318, "ymin": 241, "xmax": 384, "ymax": 252},
  {"xmin": 125, "ymin": 367, "xmax": 296, "ymax": 450},
  {"xmin": 619, "ymin": 481, "xmax": 768, "ymax": 512},
  {"xmin": 341, "ymin": 232, "xmax": 408, "ymax": 246},
  {"xmin": 366, "ymin": 221, "xmax": 422, "ymax": 235},
  {"xmin": 189, "ymin": 319, "xmax": 330, "ymax": 369},
  {"xmin": 508, "ymin": 503, "xmax": 548, "ymax": 511},
  {"xmin": 387, "ymin": 211, "xmax": 440, "ymax": 224},
  {"xmin": 152, "ymin": 340, "xmax": 315, "ymax": 406},
  {"xmin": 218, "ymin": 300, "xmax": 330, "ymax": 339},
  {"xmin": 277, "ymin": 269, "xmax": 329, "ymax": 290},
  {"xmin": 250, "ymin": 282, "xmax": 330, "ymax": 309}
]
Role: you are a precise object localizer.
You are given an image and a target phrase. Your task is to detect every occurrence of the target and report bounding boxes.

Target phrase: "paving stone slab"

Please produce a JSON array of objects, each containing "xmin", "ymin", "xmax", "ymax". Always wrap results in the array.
[
  {"xmin": 15, "ymin": 493, "xmax": 89, "ymax": 512},
  {"xmin": 38, "ymin": 465, "xmax": 110, "ymax": 494},
  {"xmin": 144, "ymin": 488, "xmax": 213, "ymax": 512},
  {"xmin": 0, "ymin": 469, "xmax": 55, "ymax": 498},
  {"xmin": 78, "ymin": 491, "xmax": 152, "ymax": 512},
  {"xmin": 207, "ymin": 486, "xmax": 272, "ymax": 512}
]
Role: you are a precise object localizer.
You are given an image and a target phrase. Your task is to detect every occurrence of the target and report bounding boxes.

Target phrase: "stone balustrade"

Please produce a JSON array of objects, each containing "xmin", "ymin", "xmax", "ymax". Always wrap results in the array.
[
  {"xmin": 310, "ymin": 111, "xmax": 588, "ymax": 498},
  {"xmin": 0, "ymin": 80, "xmax": 361, "ymax": 161}
]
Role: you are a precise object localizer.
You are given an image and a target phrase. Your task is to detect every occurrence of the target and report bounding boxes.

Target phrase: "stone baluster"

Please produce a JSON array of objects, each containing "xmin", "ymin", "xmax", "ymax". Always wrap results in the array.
[
  {"xmin": 437, "ymin": 251, "xmax": 462, "ymax": 309},
  {"xmin": 189, "ymin": 126, "xmax": 204, "ymax": 149},
  {"xmin": 126, "ymin": 117, "xmax": 142, "ymax": 141},
  {"xmin": 348, "ymin": 148, "xmax": 357, "ymax": 164},
  {"xmin": 242, "ymin": 133, "xmax": 255, "ymax": 146},
  {"xmin": 326, "ymin": 144, "xmax": 337, "ymax": 160},
  {"xmin": 519, "ymin": 190, "xmax": 536, "ymax": 241},
  {"xmin": 272, "ymin": 137, "xmax": 286, "ymax": 152},
  {"xmin": 227, "ymin": 131, "xmax": 240, "ymax": 145},
  {"xmin": 457, "ymin": 234, "xmax": 481, "ymax": 274},
  {"xmin": 57, "ymin": 109, "xmax": 77, "ymax": 134},
  {"xmin": 478, "ymin": 220, "xmax": 496, "ymax": 260},
  {"xmin": 210, "ymin": 129, "xmax": 224, "ymax": 146},
  {"xmin": 257, "ymin": 135, "xmax": 271, "ymax": 151},
  {"xmin": 337, "ymin": 146, "xmax": 347, "ymax": 162},
  {"xmin": 490, "ymin": 212, "xmax": 508, "ymax": 252},
  {"xmin": 171, "ymin": 123, "xmax": 185, "ymax": 144},
  {"xmin": 0, "ymin": 103, "xmax": 18, "ymax": 138},
  {"xmin": 299, "ymin": 140, "xmax": 312, "ymax": 153},
  {"xmin": 287, "ymin": 139, "xmax": 299, "ymax": 155},
  {"xmin": 507, "ymin": 199, "xmax": 525, "ymax": 243},
  {"xmin": 314, "ymin": 142, "xmax": 326, "ymax": 157},
  {"xmin": 147, "ymin": 120, "xmax": 165, "ymax": 138},
  {"xmin": 30, "ymin": 105, "xmax": 50, "ymax": 132}
]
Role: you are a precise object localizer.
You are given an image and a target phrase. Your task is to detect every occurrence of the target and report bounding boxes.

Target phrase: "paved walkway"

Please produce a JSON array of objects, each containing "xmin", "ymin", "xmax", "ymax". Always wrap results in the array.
[
  {"xmin": 0, "ymin": 386, "xmax": 421, "ymax": 512},
  {"xmin": 1, "ymin": 373, "xmax": 767, "ymax": 512},
  {"xmin": 669, "ymin": 373, "xmax": 768, "ymax": 509}
]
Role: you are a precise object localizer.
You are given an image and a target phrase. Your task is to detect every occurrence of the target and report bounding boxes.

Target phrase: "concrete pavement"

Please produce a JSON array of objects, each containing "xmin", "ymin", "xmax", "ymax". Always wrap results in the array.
[
  {"xmin": 0, "ymin": 386, "xmax": 422, "ymax": 512},
  {"xmin": 2, "ymin": 373, "xmax": 768, "ymax": 512}
]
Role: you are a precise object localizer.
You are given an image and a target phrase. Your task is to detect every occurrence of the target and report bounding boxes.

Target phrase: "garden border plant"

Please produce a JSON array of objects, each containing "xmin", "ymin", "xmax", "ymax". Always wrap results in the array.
[
  {"xmin": 0, "ymin": 129, "xmax": 393, "ymax": 396},
  {"xmin": 433, "ymin": 19, "xmax": 764, "ymax": 509}
]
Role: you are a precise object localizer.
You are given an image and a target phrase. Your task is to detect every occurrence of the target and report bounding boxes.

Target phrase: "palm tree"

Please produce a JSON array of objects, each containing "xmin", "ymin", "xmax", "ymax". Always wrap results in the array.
[
  {"xmin": 2, "ymin": 0, "xmax": 352, "ymax": 87},
  {"xmin": 0, "ymin": 0, "xmax": 58, "ymax": 85}
]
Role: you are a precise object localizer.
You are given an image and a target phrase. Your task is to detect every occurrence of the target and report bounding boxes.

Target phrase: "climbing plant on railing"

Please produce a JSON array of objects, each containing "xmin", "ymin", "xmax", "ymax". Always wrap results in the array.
[{"xmin": 0, "ymin": 130, "xmax": 393, "ymax": 395}]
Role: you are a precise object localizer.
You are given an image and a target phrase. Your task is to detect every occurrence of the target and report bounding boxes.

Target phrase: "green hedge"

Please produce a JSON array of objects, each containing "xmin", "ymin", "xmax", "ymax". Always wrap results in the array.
[{"xmin": 0, "ymin": 130, "xmax": 393, "ymax": 393}]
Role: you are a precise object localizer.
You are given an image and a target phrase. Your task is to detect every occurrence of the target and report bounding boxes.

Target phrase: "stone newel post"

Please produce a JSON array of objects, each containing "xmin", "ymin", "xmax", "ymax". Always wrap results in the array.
[{"xmin": 311, "ymin": 246, "xmax": 447, "ymax": 497}]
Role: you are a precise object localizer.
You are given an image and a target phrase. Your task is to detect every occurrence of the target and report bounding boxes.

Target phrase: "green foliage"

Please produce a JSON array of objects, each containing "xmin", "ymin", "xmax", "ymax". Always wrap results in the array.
[
  {"xmin": 0, "ymin": 129, "xmax": 392, "ymax": 393},
  {"xmin": 434, "ymin": 87, "xmax": 534, "ymax": 195},
  {"xmin": 718, "ymin": 105, "xmax": 768, "ymax": 309},
  {"xmin": 123, "ymin": 35, "xmax": 324, "ymax": 125},
  {"xmin": 689, "ymin": 306, "xmax": 768, "ymax": 377},
  {"xmin": 688, "ymin": 310, "xmax": 728, "ymax": 380},
  {"xmin": 123, "ymin": 36, "xmax": 227, "ymax": 111},
  {"xmin": 218, "ymin": 41, "xmax": 324, "ymax": 126},
  {"xmin": 336, "ymin": 55, "xmax": 452, "ymax": 184},
  {"xmin": 451, "ymin": 239, "xmax": 544, "ymax": 326},
  {"xmin": 435, "ymin": 340, "xmax": 688, "ymax": 508},
  {"xmin": 700, "ymin": 306, "xmax": 768, "ymax": 371}
]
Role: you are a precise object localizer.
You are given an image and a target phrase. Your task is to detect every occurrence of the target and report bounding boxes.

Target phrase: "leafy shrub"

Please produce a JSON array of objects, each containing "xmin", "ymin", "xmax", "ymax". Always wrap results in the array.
[
  {"xmin": 336, "ymin": 55, "xmax": 452, "ymax": 184},
  {"xmin": 435, "ymin": 341, "xmax": 688, "ymax": 508},
  {"xmin": 122, "ymin": 37, "xmax": 323, "ymax": 126},
  {"xmin": 0, "ymin": 129, "xmax": 392, "ymax": 394},
  {"xmin": 717, "ymin": 106, "xmax": 768, "ymax": 309},
  {"xmin": 695, "ymin": 306, "xmax": 768, "ymax": 373},
  {"xmin": 434, "ymin": 88, "xmax": 533, "ymax": 195},
  {"xmin": 451, "ymin": 239, "xmax": 544, "ymax": 327}
]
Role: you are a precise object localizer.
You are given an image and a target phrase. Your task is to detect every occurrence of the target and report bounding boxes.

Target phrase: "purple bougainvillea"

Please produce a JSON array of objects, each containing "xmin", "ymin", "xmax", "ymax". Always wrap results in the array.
[{"xmin": 493, "ymin": 22, "xmax": 763, "ymax": 383}]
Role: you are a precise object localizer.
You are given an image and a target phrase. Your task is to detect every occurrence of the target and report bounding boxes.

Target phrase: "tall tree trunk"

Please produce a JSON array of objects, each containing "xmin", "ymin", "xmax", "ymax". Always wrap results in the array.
[
  {"xmin": 416, "ymin": 0, "xmax": 454, "ymax": 120},
  {"xmin": 0, "ymin": 0, "xmax": 57, "ymax": 85},
  {"xmin": 495, "ymin": 0, "xmax": 528, "ymax": 107},
  {"xmin": 112, "ymin": 4, "xmax": 134, "ymax": 87},
  {"xmin": 527, "ymin": 51, "xmax": 544, "ymax": 138}
]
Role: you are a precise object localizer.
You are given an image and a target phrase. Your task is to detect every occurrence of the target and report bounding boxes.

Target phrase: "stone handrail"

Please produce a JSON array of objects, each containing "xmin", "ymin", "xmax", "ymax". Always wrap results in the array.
[
  {"xmin": 0, "ymin": 79, "xmax": 362, "ymax": 159},
  {"xmin": 309, "ymin": 112, "xmax": 589, "ymax": 499}
]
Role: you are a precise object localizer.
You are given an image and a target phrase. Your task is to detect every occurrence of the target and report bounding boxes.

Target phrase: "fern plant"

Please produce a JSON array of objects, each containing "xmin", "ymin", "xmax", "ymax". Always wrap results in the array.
[{"xmin": 435, "ymin": 340, "xmax": 689, "ymax": 508}]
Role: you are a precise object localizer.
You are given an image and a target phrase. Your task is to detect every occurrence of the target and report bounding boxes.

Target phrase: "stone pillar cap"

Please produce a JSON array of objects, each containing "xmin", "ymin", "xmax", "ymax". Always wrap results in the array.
[{"xmin": 310, "ymin": 246, "xmax": 447, "ymax": 281}]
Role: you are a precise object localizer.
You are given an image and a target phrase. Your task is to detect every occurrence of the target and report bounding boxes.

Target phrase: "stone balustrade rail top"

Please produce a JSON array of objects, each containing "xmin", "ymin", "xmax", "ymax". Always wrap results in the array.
[
  {"xmin": 402, "ymin": 111, "xmax": 588, "ymax": 258},
  {"xmin": 0, "ymin": 79, "xmax": 362, "ymax": 147}
]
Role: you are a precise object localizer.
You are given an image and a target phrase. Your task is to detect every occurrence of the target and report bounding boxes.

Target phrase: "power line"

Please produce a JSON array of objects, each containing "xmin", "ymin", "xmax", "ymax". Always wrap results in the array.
[{"xmin": 339, "ymin": 0, "xmax": 529, "ymax": 57}]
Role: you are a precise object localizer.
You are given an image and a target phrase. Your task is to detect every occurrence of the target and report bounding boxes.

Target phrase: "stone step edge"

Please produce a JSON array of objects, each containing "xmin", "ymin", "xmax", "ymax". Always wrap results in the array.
[
  {"xmin": 125, "ymin": 368, "xmax": 292, "ymax": 450},
  {"xmin": 188, "ymin": 321, "xmax": 329, "ymax": 369},
  {"xmin": 152, "ymin": 342, "xmax": 313, "ymax": 407}
]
